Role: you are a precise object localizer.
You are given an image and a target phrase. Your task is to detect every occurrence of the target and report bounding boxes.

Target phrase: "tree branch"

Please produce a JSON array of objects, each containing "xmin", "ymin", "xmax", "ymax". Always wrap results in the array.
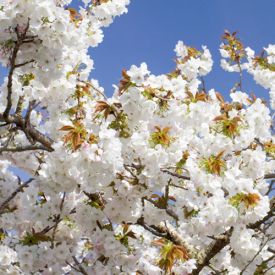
[
  {"xmin": 0, "ymin": 113, "xmax": 54, "ymax": 151},
  {"xmin": 136, "ymin": 217, "xmax": 167, "ymax": 238},
  {"xmin": 0, "ymin": 144, "xmax": 52, "ymax": 153},
  {"xmin": 158, "ymin": 221, "xmax": 196, "ymax": 257},
  {"xmin": 0, "ymin": 19, "xmax": 53, "ymax": 153},
  {"xmin": 240, "ymin": 237, "xmax": 270, "ymax": 275},
  {"xmin": 50, "ymin": 192, "xmax": 66, "ymax": 247},
  {"xmin": 266, "ymin": 180, "xmax": 275, "ymax": 195},
  {"xmin": 192, "ymin": 198, "xmax": 274, "ymax": 274},
  {"xmin": 3, "ymin": 19, "xmax": 31, "ymax": 118},
  {"xmin": 0, "ymin": 177, "xmax": 34, "ymax": 214},
  {"xmin": 249, "ymin": 197, "xmax": 274, "ymax": 230},
  {"xmin": 264, "ymin": 173, "xmax": 275, "ymax": 180},
  {"xmin": 161, "ymin": 169, "xmax": 191, "ymax": 180},
  {"xmin": 14, "ymin": 59, "xmax": 35, "ymax": 68},
  {"xmin": 72, "ymin": 256, "xmax": 89, "ymax": 275},
  {"xmin": 192, "ymin": 229, "xmax": 233, "ymax": 275}
]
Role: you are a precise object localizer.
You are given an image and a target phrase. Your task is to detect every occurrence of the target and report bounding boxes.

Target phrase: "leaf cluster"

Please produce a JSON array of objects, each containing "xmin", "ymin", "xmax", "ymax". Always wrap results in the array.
[
  {"xmin": 229, "ymin": 192, "xmax": 260, "ymax": 209},
  {"xmin": 152, "ymin": 238, "xmax": 189, "ymax": 274},
  {"xmin": 201, "ymin": 151, "xmax": 226, "ymax": 176},
  {"xmin": 149, "ymin": 126, "xmax": 174, "ymax": 148},
  {"xmin": 222, "ymin": 30, "xmax": 246, "ymax": 63}
]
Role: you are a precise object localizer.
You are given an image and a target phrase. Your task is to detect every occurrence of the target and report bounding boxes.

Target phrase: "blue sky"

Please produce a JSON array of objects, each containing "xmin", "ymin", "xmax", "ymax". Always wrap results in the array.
[
  {"xmin": 87, "ymin": 0, "xmax": 275, "ymax": 99},
  {"xmin": 1, "ymin": 0, "xmax": 275, "ymax": 99}
]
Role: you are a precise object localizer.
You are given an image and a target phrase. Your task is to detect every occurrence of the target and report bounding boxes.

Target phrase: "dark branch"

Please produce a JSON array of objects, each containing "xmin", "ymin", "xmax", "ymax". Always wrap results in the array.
[
  {"xmin": 14, "ymin": 59, "xmax": 35, "ymax": 68},
  {"xmin": 0, "ymin": 144, "xmax": 51, "ymax": 153},
  {"xmin": 136, "ymin": 217, "xmax": 167, "ymax": 238},
  {"xmin": 3, "ymin": 19, "xmax": 31, "ymax": 118},
  {"xmin": 0, "ymin": 113, "xmax": 54, "ymax": 151},
  {"xmin": 72, "ymin": 256, "xmax": 89, "ymax": 275},
  {"xmin": 192, "ymin": 229, "xmax": 232, "ymax": 275},
  {"xmin": 240, "ymin": 237, "xmax": 270, "ymax": 275},
  {"xmin": 0, "ymin": 178, "xmax": 34, "ymax": 214},
  {"xmin": 50, "ymin": 192, "xmax": 66, "ymax": 247},
  {"xmin": 15, "ymin": 96, "xmax": 25, "ymax": 115},
  {"xmin": 266, "ymin": 180, "xmax": 275, "ymax": 195},
  {"xmin": 0, "ymin": 19, "xmax": 53, "ymax": 153},
  {"xmin": 161, "ymin": 169, "xmax": 191, "ymax": 180},
  {"xmin": 192, "ymin": 198, "xmax": 274, "ymax": 274},
  {"xmin": 264, "ymin": 173, "xmax": 275, "ymax": 180},
  {"xmin": 249, "ymin": 198, "xmax": 274, "ymax": 230}
]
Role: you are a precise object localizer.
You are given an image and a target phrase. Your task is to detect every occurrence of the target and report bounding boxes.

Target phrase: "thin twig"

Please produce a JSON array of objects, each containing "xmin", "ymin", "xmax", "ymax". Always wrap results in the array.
[
  {"xmin": 89, "ymin": 82, "xmax": 108, "ymax": 101},
  {"xmin": 249, "ymin": 198, "xmax": 274, "ymax": 230},
  {"xmin": 168, "ymin": 182, "xmax": 188, "ymax": 190},
  {"xmin": 72, "ymin": 256, "xmax": 89, "ymax": 275},
  {"xmin": 266, "ymin": 180, "xmax": 275, "ymax": 195},
  {"xmin": 264, "ymin": 264, "xmax": 275, "ymax": 274},
  {"xmin": 66, "ymin": 260, "xmax": 82, "ymax": 273},
  {"xmin": 0, "ymin": 178, "xmax": 34, "ymax": 214},
  {"xmin": 136, "ymin": 217, "xmax": 167, "ymax": 238},
  {"xmin": 200, "ymin": 76, "xmax": 206, "ymax": 93},
  {"xmin": 237, "ymin": 61, "xmax": 243, "ymax": 92},
  {"xmin": 51, "ymin": 192, "xmax": 66, "ymax": 247},
  {"xmin": 39, "ymin": 207, "xmax": 76, "ymax": 235},
  {"xmin": 14, "ymin": 59, "xmax": 35, "ymax": 68},
  {"xmin": 240, "ymin": 237, "xmax": 270, "ymax": 275},
  {"xmin": 161, "ymin": 168, "xmax": 191, "ymax": 180}
]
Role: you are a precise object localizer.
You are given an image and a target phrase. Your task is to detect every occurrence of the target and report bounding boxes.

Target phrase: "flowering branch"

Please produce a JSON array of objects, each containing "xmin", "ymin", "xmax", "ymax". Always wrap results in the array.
[
  {"xmin": 192, "ymin": 199, "xmax": 275, "ymax": 274},
  {"xmin": 192, "ymin": 229, "xmax": 232, "ymax": 275},
  {"xmin": 3, "ymin": 19, "xmax": 31, "ymax": 118},
  {"xmin": 0, "ymin": 19, "xmax": 54, "ymax": 153},
  {"xmin": 0, "ymin": 113, "xmax": 54, "ymax": 151}
]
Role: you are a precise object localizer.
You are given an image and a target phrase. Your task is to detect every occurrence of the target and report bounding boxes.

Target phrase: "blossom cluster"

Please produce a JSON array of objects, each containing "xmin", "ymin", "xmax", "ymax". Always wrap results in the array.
[{"xmin": 0, "ymin": 1, "xmax": 274, "ymax": 275}]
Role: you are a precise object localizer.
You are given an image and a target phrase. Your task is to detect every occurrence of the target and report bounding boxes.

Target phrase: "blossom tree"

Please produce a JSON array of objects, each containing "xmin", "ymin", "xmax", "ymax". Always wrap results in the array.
[{"xmin": 0, "ymin": 0, "xmax": 274, "ymax": 274}]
